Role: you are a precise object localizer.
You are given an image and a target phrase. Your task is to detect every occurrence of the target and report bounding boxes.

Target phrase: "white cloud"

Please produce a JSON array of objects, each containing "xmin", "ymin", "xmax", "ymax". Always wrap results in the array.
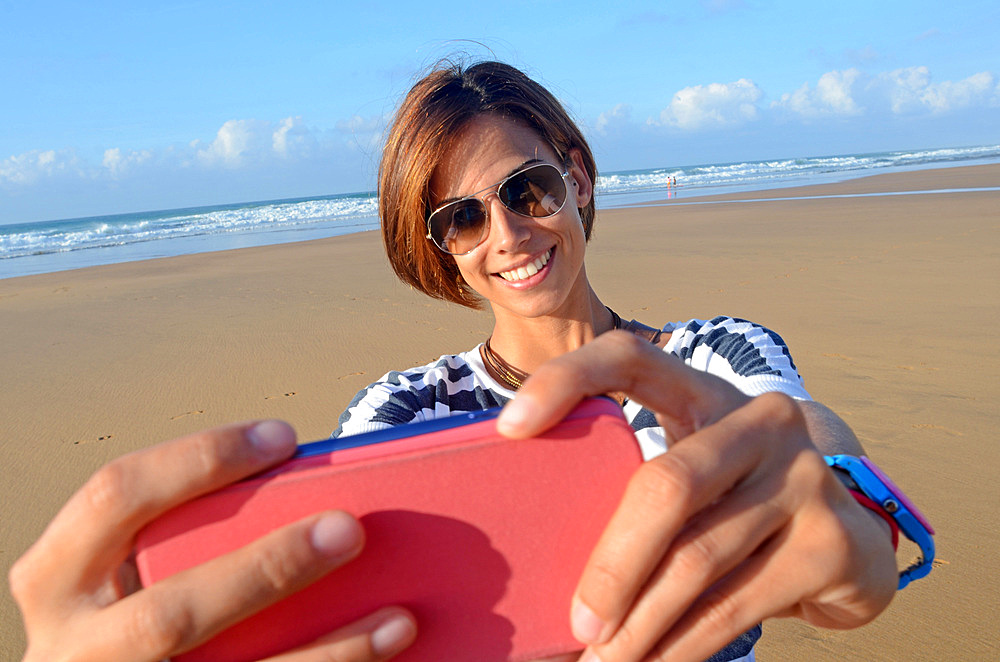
[
  {"xmin": 273, "ymin": 116, "xmax": 319, "ymax": 158},
  {"xmin": 194, "ymin": 119, "xmax": 273, "ymax": 168},
  {"xmin": 335, "ymin": 114, "xmax": 381, "ymax": 134},
  {"xmin": 3, "ymin": 115, "xmax": 380, "ymax": 193},
  {"xmin": 773, "ymin": 67, "xmax": 1000, "ymax": 119},
  {"xmin": 0, "ymin": 149, "xmax": 85, "ymax": 186},
  {"xmin": 655, "ymin": 79, "xmax": 763, "ymax": 130},
  {"xmin": 188, "ymin": 115, "xmax": 381, "ymax": 167},
  {"xmin": 595, "ymin": 103, "xmax": 632, "ymax": 135},
  {"xmin": 332, "ymin": 114, "xmax": 385, "ymax": 155},
  {"xmin": 927, "ymin": 71, "xmax": 999, "ymax": 111},
  {"xmin": 102, "ymin": 147, "xmax": 152, "ymax": 178},
  {"xmin": 772, "ymin": 69, "xmax": 864, "ymax": 117},
  {"xmin": 876, "ymin": 65, "xmax": 932, "ymax": 113},
  {"xmin": 875, "ymin": 67, "xmax": 998, "ymax": 114}
]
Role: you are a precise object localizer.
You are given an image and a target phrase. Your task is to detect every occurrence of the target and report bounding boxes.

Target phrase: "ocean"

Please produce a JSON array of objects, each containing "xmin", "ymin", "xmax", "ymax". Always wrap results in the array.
[{"xmin": 2, "ymin": 143, "xmax": 998, "ymax": 280}]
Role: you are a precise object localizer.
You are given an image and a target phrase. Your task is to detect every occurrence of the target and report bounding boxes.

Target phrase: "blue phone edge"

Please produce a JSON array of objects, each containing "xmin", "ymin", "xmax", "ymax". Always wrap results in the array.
[{"xmin": 292, "ymin": 406, "xmax": 506, "ymax": 459}]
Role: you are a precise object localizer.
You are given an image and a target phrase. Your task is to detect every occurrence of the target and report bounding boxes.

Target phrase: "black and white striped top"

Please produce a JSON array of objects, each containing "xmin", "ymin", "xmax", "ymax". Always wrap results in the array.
[
  {"xmin": 332, "ymin": 315, "xmax": 796, "ymax": 660},
  {"xmin": 333, "ymin": 316, "xmax": 811, "ymax": 461}
]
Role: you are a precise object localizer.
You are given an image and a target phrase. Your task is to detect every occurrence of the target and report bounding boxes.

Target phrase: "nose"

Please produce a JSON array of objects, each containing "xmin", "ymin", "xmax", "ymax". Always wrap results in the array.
[{"xmin": 484, "ymin": 195, "xmax": 532, "ymax": 252}]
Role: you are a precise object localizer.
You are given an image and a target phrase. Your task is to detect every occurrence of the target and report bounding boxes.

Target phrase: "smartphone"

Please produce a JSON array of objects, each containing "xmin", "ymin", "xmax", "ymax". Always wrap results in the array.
[{"xmin": 134, "ymin": 397, "xmax": 642, "ymax": 662}]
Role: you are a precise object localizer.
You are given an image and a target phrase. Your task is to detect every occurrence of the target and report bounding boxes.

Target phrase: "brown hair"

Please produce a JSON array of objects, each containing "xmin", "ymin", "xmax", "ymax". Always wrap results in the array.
[{"xmin": 378, "ymin": 60, "xmax": 598, "ymax": 308}]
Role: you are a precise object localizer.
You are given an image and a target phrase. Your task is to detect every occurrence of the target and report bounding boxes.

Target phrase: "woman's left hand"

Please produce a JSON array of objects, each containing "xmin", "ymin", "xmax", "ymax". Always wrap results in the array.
[{"xmin": 497, "ymin": 331, "xmax": 897, "ymax": 662}]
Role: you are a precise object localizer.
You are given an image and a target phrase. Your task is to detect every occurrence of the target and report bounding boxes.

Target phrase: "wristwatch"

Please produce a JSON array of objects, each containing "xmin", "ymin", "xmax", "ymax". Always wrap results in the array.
[{"xmin": 825, "ymin": 455, "xmax": 936, "ymax": 589}]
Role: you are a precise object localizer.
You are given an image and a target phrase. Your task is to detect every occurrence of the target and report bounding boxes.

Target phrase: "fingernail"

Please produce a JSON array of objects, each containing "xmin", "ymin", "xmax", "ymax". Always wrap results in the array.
[
  {"xmin": 247, "ymin": 420, "xmax": 295, "ymax": 457},
  {"xmin": 572, "ymin": 600, "xmax": 607, "ymax": 644},
  {"xmin": 578, "ymin": 650, "xmax": 604, "ymax": 662},
  {"xmin": 310, "ymin": 512, "xmax": 363, "ymax": 558},
  {"xmin": 371, "ymin": 612, "xmax": 416, "ymax": 657},
  {"xmin": 497, "ymin": 397, "xmax": 530, "ymax": 436}
]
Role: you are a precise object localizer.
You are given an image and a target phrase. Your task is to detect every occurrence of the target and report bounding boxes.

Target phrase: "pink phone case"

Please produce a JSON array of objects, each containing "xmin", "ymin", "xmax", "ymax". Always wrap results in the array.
[{"xmin": 134, "ymin": 397, "xmax": 642, "ymax": 661}]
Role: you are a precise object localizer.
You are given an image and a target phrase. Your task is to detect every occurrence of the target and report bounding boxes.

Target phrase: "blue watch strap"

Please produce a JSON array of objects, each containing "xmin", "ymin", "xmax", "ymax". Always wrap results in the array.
[{"xmin": 824, "ymin": 455, "xmax": 935, "ymax": 589}]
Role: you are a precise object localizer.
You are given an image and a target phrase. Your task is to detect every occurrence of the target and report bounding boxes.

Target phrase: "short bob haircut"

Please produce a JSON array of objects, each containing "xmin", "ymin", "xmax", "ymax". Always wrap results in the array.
[{"xmin": 379, "ymin": 60, "xmax": 598, "ymax": 309}]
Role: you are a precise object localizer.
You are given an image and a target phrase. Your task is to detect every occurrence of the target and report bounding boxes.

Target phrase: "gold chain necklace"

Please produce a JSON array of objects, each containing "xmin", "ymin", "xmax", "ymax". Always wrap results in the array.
[{"xmin": 482, "ymin": 307, "xmax": 623, "ymax": 391}]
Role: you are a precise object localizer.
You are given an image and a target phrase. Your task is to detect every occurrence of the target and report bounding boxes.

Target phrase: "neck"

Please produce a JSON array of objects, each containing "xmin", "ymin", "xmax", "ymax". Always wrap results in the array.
[{"xmin": 485, "ymin": 287, "xmax": 616, "ymax": 376}]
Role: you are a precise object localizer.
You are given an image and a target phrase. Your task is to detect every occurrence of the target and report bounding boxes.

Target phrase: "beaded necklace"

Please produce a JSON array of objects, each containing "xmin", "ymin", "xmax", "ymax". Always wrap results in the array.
[{"xmin": 481, "ymin": 307, "xmax": 623, "ymax": 391}]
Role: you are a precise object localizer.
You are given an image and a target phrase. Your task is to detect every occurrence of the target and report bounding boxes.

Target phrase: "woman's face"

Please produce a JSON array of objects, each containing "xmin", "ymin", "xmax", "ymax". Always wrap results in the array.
[{"xmin": 429, "ymin": 115, "xmax": 594, "ymax": 322}]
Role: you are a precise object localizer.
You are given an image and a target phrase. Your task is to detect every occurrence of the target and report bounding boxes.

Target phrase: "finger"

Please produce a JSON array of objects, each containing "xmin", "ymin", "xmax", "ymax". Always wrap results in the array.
[
  {"xmin": 497, "ymin": 331, "xmax": 745, "ymax": 440},
  {"xmin": 569, "ymin": 393, "xmax": 800, "ymax": 647},
  {"xmin": 93, "ymin": 510, "xmax": 365, "ymax": 661},
  {"xmin": 644, "ymin": 516, "xmax": 849, "ymax": 662},
  {"xmin": 22, "ymin": 420, "xmax": 296, "ymax": 603},
  {"xmin": 585, "ymin": 457, "xmax": 801, "ymax": 661},
  {"xmin": 602, "ymin": 455, "xmax": 894, "ymax": 662},
  {"xmin": 264, "ymin": 607, "xmax": 417, "ymax": 662}
]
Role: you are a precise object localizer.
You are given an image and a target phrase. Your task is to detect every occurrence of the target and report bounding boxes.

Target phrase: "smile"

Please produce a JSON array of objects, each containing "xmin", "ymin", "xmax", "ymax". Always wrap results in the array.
[{"xmin": 497, "ymin": 249, "xmax": 552, "ymax": 282}]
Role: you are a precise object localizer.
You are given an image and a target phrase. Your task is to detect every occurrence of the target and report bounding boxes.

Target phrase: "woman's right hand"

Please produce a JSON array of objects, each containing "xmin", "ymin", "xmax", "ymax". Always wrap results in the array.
[{"xmin": 9, "ymin": 420, "xmax": 417, "ymax": 662}]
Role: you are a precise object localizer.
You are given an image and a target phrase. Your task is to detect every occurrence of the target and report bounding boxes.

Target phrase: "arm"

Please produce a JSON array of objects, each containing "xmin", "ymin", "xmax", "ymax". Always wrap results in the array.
[
  {"xmin": 10, "ymin": 421, "xmax": 416, "ymax": 662},
  {"xmin": 498, "ymin": 331, "xmax": 898, "ymax": 662},
  {"xmin": 673, "ymin": 316, "xmax": 866, "ymax": 456},
  {"xmin": 799, "ymin": 400, "xmax": 866, "ymax": 456}
]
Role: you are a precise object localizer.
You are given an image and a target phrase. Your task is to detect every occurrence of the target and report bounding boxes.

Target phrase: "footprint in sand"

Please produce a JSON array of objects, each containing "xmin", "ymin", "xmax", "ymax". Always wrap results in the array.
[
  {"xmin": 169, "ymin": 410, "xmax": 205, "ymax": 420},
  {"xmin": 338, "ymin": 372, "xmax": 366, "ymax": 381},
  {"xmin": 75, "ymin": 434, "xmax": 114, "ymax": 445},
  {"xmin": 911, "ymin": 423, "xmax": 963, "ymax": 436},
  {"xmin": 265, "ymin": 392, "xmax": 297, "ymax": 399},
  {"xmin": 822, "ymin": 353, "xmax": 854, "ymax": 361}
]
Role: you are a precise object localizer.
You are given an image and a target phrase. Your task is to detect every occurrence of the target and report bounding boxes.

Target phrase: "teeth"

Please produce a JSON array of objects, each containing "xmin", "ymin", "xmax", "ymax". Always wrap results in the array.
[{"xmin": 500, "ymin": 249, "xmax": 551, "ymax": 282}]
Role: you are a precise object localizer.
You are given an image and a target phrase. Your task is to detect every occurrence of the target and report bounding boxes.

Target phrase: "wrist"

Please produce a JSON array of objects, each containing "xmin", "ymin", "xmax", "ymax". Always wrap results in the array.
[
  {"xmin": 847, "ymin": 488, "xmax": 900, "ymax": 550},
  {"xmin": 824, "ymin": 455, "xmax": 935, "ymax": 590},
  {"xmin": 828, "ymin": 464, "xmax": 900, "ymax": 549}
]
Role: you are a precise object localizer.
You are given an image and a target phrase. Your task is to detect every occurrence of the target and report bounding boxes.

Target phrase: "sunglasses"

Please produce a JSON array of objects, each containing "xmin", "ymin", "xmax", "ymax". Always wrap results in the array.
[{"xmin": 426, "ymin": 162, "xmax": 571, "ymax": 255}]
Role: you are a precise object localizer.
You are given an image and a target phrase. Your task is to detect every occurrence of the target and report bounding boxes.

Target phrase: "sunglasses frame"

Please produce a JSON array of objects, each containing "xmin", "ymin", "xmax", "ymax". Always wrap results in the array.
[{"xmin": 425, "ymin": 162, "xmax": 571, "ymax": 255}]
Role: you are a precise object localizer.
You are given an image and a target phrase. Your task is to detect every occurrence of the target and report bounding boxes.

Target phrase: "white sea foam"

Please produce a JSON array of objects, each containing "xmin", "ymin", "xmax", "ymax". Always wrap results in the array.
[
  {"xmin": 594, "ymin": 144, "xmax": 1000, "ymax": 199},
  {"xmin": 2, "ymin": 143, "xmax": 998, "ymax": 279},
  {"xmin": 0, "ymin": 194, "xmax": 380, "ymax": 261}
]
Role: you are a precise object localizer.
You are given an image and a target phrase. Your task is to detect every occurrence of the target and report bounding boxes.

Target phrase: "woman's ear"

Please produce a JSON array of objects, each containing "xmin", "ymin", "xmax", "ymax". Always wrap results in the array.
[{"xmin": 566, "ymin": 148, "xmax": 593, "ymax": 207}]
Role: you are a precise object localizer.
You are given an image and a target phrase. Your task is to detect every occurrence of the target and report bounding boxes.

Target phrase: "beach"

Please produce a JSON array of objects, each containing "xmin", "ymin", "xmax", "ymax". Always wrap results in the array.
[{"xmin": 2, "ymin": 164, "xmax": 998, "ymax": 659}]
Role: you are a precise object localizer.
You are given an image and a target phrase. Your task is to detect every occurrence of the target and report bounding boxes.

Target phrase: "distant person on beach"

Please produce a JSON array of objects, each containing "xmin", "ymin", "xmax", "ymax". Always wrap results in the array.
[{"xmin": 12, "ymin": 60, "xmax": 915, "ymax": 662}]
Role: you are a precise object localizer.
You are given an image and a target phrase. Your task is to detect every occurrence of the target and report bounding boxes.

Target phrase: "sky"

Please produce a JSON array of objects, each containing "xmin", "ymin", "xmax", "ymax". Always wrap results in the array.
[{"xmin": 2, "ymin": 0, "xmax": 998, "ymax": 225}]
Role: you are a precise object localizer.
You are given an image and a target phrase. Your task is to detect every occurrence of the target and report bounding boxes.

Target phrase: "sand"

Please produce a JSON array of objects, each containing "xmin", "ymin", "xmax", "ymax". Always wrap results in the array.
[{"xmin": 2, "ymin": 164, "xmax": 998, "ymax": 660}]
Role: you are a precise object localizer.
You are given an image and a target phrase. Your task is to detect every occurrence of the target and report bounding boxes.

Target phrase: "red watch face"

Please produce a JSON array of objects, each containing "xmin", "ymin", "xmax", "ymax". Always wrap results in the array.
[{"xmin": 861, "ymin": 456, "xmax": 935, "ymax": 534}]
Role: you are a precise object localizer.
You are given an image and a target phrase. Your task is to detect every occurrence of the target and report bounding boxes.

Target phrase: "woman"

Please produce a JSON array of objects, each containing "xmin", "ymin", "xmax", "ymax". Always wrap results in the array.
[
  {"xmin": 334, "ymin": 60, "xmax": 898, "ymax": 661},
  {"xmin": 10, "ymin": 61, "xmax": 899, "ymax": 662}
]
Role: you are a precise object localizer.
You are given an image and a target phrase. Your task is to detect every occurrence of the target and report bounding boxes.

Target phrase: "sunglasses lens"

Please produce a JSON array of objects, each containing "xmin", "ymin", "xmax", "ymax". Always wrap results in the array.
[
  {"xmin": 429, "ymin": 199, "xmax": 488, "ymax": 254},
  {"xmin": 499, "ymin": 164, "xmax": 566, "ymax": 217},
  {"xmin": 426, "ymin": 164, "xmax": 568, "ymax": 254}
]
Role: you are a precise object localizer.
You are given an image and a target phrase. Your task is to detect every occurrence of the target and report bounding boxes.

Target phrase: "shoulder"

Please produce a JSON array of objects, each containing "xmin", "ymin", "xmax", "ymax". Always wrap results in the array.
[
  {"xmin": 661, "ymin": 316, "xmax": 811, "ymax": 399},
  {"xmin": 332, "ymin": 347, "xmax": 508, "ymax": 438},
  {"xmin": 663, "ymin": 316, "xmax": 794, "ymax": 369}
]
